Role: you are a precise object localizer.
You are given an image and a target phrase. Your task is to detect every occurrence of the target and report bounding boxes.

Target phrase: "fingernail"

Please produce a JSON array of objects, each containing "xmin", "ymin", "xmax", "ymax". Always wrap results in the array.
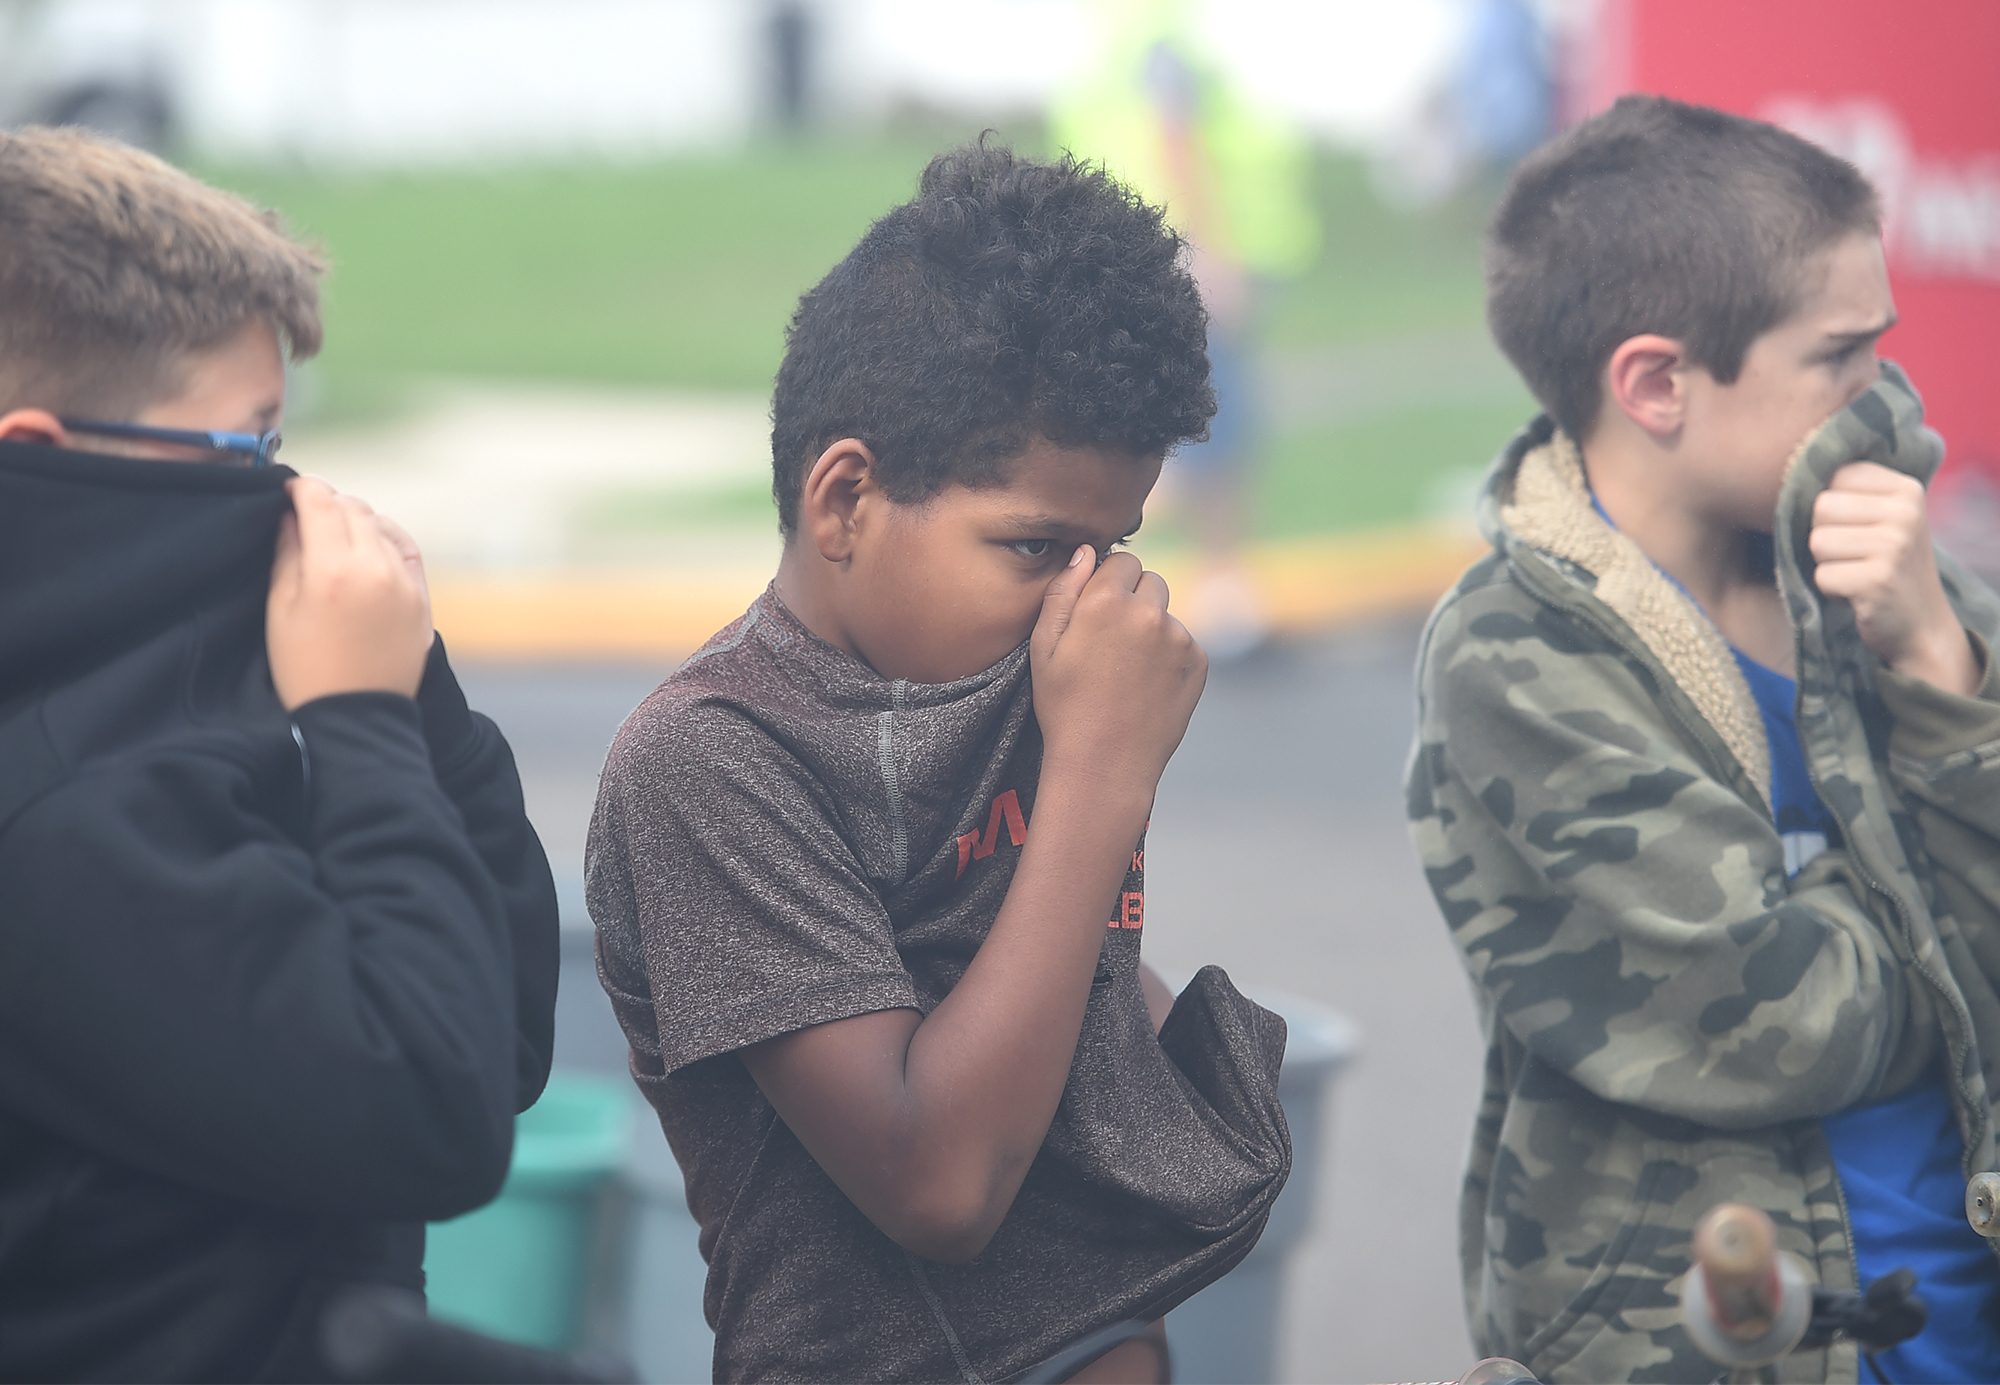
[{"xmin": 1071, "ymin": 545, "xmax": 1092, "ymax": 568}]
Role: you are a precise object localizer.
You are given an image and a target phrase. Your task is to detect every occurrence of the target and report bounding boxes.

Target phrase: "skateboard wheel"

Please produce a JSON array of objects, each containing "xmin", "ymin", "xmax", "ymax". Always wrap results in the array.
[{"xmin": 1966, "ymin": 1171, "xmax": 2000, "ymax": 1235}]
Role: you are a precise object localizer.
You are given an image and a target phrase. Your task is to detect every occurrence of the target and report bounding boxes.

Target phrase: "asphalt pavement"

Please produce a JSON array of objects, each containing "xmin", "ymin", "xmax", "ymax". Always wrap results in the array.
[{"xmin": 455, "ymin": 614, "xmax": 1486, "ymax": 1384}]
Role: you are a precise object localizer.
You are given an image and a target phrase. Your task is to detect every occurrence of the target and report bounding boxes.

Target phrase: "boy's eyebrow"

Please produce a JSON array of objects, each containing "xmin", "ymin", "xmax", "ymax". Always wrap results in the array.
[
  {"xmin": 1823, "ymin": 314, "xmax": 1898, "ymax": 346},
  {"xmin": 1001, "ymin": 509, "xmax": 1146, "ymax": 540},
  {"xmin": 240, "ymin": 395, "xmax": 283, "ymax": 431}
]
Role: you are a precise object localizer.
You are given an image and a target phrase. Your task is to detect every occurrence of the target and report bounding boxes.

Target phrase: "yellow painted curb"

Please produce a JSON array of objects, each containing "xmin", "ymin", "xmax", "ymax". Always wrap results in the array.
[
  {"xmin": 1153, "ymin": 526, "xmax": 1487, "ymax": 633},
  {"xmin": 430, "ymin": 525, "xmax": 1488, "ymax": 661},
  {"xmin": 430, "ymin": 569, "xmax": 772, "ymax": 661}
]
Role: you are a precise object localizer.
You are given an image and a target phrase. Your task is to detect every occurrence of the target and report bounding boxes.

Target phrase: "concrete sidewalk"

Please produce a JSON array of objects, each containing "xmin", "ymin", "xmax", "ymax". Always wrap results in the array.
[{"xmin": 285, "ymin": 380, "xmax": 1489, "ymax": 660}]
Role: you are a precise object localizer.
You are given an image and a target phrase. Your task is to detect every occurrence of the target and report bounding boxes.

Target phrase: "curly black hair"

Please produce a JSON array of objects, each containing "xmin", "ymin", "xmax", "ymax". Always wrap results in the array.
[{"xmin": 769, "ymin": 142, "xmax": 1214, "ymax": 534}]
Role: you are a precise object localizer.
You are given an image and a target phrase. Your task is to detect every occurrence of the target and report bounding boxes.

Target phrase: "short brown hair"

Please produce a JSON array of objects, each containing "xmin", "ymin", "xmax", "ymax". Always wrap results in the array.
[
  {"xmin": 0, "ymin": 126, "xmax": 325, "ymax": 419},
  {"xmin": 1486, "ymin": 95, "xmax": 1881, "ymax": 442}
]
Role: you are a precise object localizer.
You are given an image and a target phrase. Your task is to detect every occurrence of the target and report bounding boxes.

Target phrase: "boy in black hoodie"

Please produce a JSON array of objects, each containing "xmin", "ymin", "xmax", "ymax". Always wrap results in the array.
[{"xmin": 0, "ymin": 128, "xmax": 560, "ymax": 1381}]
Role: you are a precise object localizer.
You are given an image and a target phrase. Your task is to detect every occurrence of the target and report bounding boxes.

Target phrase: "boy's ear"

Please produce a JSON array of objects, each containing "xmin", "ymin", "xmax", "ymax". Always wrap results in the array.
[
  {"xmin": 799, "ymin": 438, "xmax": 878, "ymax": 564},
  {"xmin": 0, "ymin": 408, "xmax": 68, "ymax": 447},
  {"xmin": 1602, "ymin": 335, "xmax": 1689, "ymax": 440}
]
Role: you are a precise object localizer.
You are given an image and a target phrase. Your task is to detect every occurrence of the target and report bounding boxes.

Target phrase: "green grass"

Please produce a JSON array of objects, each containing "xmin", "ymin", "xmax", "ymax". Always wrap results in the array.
[
  {"xmin": 581, "ymin": 478, "xmax": 779, "ymax": 534},
  {"xmin": 206, "ymin": 136, "xmax": 971, "ymax": 419},
  {"xmin": 208, "ymin": 136, "xmax": 1509, "ymax": 536},
  {"xmin": 1254, "ymin": 395, "xmax": 1533, "ymax": 538},
  {"xmin": 209, "ymin": 138, "xmax": 1492, "ymax": 410},
  {"xmin": 1262, "ymin": 158, "xmax": 1493, "ymax": 349}
]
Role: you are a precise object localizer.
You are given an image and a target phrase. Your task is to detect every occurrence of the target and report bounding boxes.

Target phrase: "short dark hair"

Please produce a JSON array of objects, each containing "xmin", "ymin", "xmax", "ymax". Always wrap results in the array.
[
  {"xmin": 1486, "ymin": 94, "xmax": 1881, "ymax": 441},
  {"xmin": 769, "ymin": 142, "xmax": 1214, "ymax": 533},
  {"xmin": 0, "ymin": 126, "xmax": 324, "ymax": 420}
]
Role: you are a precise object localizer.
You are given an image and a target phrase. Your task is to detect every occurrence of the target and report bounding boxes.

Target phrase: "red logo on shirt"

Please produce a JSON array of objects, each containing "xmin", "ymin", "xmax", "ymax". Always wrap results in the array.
[
  {"xmin": 954, "ymin": 793, "xmax": 1145, "ymax": 930},
  {"xmin": 1108, "ymin": 822, "xmax": 1147, "ymax": 930},
  {"xmin": 955, "ymin": 789, "xmax": 1028, "ymax": 878}
]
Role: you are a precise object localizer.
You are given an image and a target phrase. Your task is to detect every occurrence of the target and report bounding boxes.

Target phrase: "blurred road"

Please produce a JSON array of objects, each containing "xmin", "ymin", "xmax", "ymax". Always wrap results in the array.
[{"xmin": 456, "ymin": 614, "xmax": 1485, "ymax": 1384}]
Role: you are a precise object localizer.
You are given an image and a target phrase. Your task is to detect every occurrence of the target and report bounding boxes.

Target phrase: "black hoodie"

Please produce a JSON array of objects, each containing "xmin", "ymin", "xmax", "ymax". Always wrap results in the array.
[{"xmin": 0, "ymin": 441, "xmax": 560, "ymax": 1382}]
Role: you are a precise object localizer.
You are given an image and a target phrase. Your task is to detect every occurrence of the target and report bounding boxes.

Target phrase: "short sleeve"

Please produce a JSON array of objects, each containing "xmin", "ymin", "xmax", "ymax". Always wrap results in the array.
[{"xmin": 586, "ymin": 697, "xmax": 920, "ymax": 1073}]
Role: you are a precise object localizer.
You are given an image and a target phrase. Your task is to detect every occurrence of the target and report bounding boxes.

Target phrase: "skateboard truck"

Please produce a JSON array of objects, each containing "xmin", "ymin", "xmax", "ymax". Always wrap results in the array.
[
  {"xmin": 1681, "ymin": 1203, "xmax": 1813, "ymax": 1377},
  {"xmin": 1681, "ymin": 1203, "xmax": 1925, "ymax": 1384}
]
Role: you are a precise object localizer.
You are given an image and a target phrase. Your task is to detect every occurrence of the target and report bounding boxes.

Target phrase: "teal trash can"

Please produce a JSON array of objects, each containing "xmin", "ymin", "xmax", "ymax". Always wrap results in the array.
[{"xmin": 424, "ymin": 1072, "xmax": 637, "ymax": 1351}]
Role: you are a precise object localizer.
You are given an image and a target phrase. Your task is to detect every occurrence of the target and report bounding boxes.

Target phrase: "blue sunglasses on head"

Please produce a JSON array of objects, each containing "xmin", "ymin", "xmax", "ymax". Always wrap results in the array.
[{"xmin": 59, "ymin": 417, "xmax": 283, "ymax": 467}]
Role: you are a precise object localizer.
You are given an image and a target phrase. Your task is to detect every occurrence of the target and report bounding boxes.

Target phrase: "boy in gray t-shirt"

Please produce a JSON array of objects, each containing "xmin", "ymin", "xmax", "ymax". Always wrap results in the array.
[{"xmin": 587, "ymin": 145, "xmax": 1291, "ymax": 1382}]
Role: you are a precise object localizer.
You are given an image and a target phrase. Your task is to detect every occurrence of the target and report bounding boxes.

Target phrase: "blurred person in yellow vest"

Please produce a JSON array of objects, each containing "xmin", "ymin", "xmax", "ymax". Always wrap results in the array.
[{"xmin": 1053, "ymin": 0, "xmax": 1320, "ymax": 659}]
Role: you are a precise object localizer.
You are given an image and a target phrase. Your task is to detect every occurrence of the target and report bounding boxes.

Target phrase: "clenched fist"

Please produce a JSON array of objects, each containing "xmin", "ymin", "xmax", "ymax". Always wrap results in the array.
[
  {"xmin": 1810, "ymin": 461, "xmax": 1979, "ymax": 695},
  {"xmin": 267, "ymin": 476, "xmax": 434, "ymax": 711},
  {"xmin": 1030, "ymin": 546, "xmax": 1207, "ymax": 799}
]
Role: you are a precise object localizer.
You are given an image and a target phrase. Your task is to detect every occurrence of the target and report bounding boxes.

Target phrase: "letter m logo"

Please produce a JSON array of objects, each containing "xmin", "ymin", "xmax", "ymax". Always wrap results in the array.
[{"xmin": 955, "ymin": 789, "xmax": 1028, "ymax": 879}]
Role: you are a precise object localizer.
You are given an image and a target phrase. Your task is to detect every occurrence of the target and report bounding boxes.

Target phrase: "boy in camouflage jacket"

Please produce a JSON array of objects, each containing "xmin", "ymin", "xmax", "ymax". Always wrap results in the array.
[{"xmin": 1408, "ymin": 97, "xmax": 2000, "ymax": 1382}]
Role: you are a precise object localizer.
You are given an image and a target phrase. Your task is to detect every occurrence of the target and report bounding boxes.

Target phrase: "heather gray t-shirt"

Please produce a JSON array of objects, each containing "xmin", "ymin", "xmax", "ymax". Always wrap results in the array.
[{"xmin": 587, "ymin": 589, "xmax": 1290, "ymax": 1382}]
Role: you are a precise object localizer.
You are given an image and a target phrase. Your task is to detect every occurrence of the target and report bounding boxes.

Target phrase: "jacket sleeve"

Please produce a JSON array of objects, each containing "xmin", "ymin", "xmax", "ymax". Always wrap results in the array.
[
  {"xmin": 414, "ymin": 638, "xmax": 561, "ymax": 1115},
  {"xmin": 1407, "ymin": 584, "xmax": 1936, "ymax": 1131},
  {"xmin": 1877, "ymin": 630, "xmax": 2000, "ymax": 979},
  {"xmin": 0, "ymin": 664, "xmax": 551, "ymax": 1222}
]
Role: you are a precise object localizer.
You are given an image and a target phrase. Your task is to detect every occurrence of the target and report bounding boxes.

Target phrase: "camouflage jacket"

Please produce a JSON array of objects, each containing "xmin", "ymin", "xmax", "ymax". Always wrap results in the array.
[{"xmin": 1407, "ymin": 364, "xmax": 2000, "ymax": 1383}]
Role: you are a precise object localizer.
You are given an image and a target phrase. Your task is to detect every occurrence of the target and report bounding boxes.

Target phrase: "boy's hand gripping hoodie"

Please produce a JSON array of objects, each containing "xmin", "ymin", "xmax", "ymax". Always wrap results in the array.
[
  {"xmin": 0, "ymin": 442, "xmax": 560, "ymax": 1382},
  {"xmin": 1408, "ymin": 364, "xmax": 2000, "ymax": 1383}
]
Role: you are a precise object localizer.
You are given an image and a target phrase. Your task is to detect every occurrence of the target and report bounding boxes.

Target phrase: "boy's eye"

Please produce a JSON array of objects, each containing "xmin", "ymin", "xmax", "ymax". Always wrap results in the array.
[{"xmin": 1007, "ymin": 539, "xmax": 1053, "ymax": 559}]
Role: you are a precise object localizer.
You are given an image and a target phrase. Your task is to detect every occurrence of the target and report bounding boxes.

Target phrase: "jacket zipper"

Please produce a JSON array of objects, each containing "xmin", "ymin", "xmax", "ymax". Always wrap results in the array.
[
  {"xmin": 1789, "ymin": 614, "xmax": 1990, "ymax": 1190},
  {"xmin": 1824, "ymin": 1133, "xmax": 1863, "ymax": 1290},
  {"xmin": 1513, "ymin": 547, "xmax": 1988, "ymax": 1278},
  {"xmin": 1514, "ymin": 548, "xmax": 1962, "ymax": 1081}
]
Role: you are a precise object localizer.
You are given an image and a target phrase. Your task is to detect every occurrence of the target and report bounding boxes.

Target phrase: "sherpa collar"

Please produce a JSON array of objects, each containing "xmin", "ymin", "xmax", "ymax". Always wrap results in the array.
[
  {"xmin": 1488, "ymin": 424, "xmax": 1774, "ymax": 805},
  {"xmin": 1474, "ymin": 362, "xmax": 1944, "ymax": 810}
]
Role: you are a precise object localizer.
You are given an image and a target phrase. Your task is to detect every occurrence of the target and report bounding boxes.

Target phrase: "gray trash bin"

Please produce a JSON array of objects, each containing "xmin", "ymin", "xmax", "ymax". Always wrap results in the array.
[
  {"xmin": 1167, "ymin": 988, "xmax": 1359, "ymax": 1385},
  {"xmin": 621, "ymin": 1131, "xmax": 716, "ymax": 1384}
]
